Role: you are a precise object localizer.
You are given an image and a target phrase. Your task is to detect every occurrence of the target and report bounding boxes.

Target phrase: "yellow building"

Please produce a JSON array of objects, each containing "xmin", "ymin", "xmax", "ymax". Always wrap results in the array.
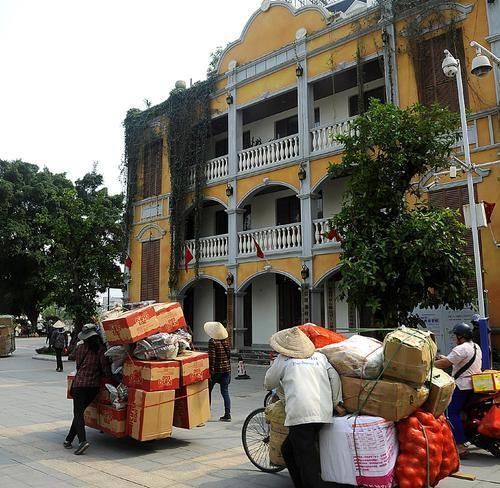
[{"xmin": 125, "ymin": 0, "xmax": 500, "ymax": 352}]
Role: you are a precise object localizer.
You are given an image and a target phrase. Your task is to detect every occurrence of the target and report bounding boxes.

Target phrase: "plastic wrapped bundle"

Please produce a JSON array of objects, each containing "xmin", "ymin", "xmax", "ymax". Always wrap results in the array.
[
  {"xmin": 133, "ymin": 333, "xmax": 179, "ymax": 360},
  {"xmin": 171, "ymin": 329, "xmax": 192, "ymax": 353},
  {"xmin": 319, "ymin": 335, "xmax": 383, "ymax": 379},
  {"xmin": 105, "ymin": 345, "xmax": 128, "ymax": 375}
]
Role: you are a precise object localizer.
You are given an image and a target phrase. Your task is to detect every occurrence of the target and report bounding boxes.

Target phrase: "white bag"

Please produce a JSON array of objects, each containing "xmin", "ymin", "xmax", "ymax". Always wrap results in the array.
[
  {"xmin": 319, "ymin": 335, "xmax": 383, "ymax": 379},
  {"xmin": 319, "ymin": 415, "xmax": 398, "ymax": 488}
]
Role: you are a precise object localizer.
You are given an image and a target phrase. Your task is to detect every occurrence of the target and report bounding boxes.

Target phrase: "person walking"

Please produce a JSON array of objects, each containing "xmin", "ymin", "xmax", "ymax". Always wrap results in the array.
[
  {"xmin": 435, "ymin": 322, "xmax": 482, "ymax": 458},
  {"xmin": 50, "ymin": 320, "xmax": 67, "ymax": 372},
  {"xmin": 65, "ymin": 323, "xmax": 111, "ymax": 455},
  {"xmin": 204, "ymin": 321, "xmax": 231, "ymax": 422},
  {"xmin": 264, "ymin": 327, "xmax": 343, "ymax": 488}
]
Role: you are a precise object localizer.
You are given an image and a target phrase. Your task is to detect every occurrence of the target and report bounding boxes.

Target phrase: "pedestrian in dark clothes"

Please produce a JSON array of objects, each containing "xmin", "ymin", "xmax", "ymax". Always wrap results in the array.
[
  {"xmin": 50, "ymin": 320, "xmax": 68, "ymax": 372},
  {"xmin": 204, "ymin": 321, "xmax": 231, "ymax": 422},
  {"xmin": 65, "ymin": 323, "xmax": 111, "ymax": 455}
]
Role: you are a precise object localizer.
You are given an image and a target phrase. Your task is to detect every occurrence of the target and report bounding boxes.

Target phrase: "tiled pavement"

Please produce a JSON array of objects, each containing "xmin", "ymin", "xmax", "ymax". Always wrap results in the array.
[{"xmin": 0, "ymin": 338, "xmax": 499, "ymax": 487}]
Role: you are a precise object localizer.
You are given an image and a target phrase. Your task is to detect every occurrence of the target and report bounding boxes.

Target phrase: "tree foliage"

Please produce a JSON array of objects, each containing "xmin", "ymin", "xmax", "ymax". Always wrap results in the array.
[
  {"xmin": 329, "ymin": 100, "xmax": 474, "ymax": 327},
  {"xmin": 0, "ymin": 160, "xmax": 124, "ymax": 333}
]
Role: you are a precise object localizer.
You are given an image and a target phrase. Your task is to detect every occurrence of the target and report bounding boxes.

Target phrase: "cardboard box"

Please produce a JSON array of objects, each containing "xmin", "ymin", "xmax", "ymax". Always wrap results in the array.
[
  {"xmin": 383, "ymin": 326, "xmax": 437, "ymax": 385},
  {"xmin": 173, "ymin": 379, "xmax": 210, "ymax": 429},
  {"xmin": 423, "ymin": 369, "xmax": 455, "ymax": 418},
  {"xmin": 84, "ymin": 402, "xmax": 99, "ymax": 429},
  {"xmin": 341, "ymin": 376, "xmax": 429, "ymax": 422},
  {"xmin": 127, "ymin": 388, "xmax": 175, "ymax": 441},
  {"xmin": 67, "ymin": 374, "xmax": 75, "ymax": 399},
  {"xmin": 472, "ymin": 370, "xmax": 500, "ymax": 393},
  {"xmin": 102, "ymin": 305, "xmax": 160, "ymax": 345},
  {"xmin": 154, "ymin": 302, "xmax": 187, "ymax": 333},
  {"xmin": 123, "ymin": 358, "xmax": 180, "ymax": 391},
  {"xmin": 98, "ymin": 404, "xmax": 127, "ymax": 438},
  {"xmin": 174, "ymin": 352, "xmax": 210, "ymax": 386}
]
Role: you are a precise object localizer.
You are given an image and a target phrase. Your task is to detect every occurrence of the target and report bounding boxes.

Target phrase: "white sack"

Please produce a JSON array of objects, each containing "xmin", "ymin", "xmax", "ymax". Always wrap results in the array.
[
  {"xmin": 319, "ymin": 415, "xmax": 398, "ymax": 488},
  {"xmin": 319, "ymin": 335, "xmax": 383, "ymax": 379}
]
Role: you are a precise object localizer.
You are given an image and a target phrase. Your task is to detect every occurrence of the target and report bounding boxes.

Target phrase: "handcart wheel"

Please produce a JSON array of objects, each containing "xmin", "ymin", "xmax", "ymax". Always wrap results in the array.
[{"xmin": 241, "ymin": 407, "xmax": 285, "ymax": 473}]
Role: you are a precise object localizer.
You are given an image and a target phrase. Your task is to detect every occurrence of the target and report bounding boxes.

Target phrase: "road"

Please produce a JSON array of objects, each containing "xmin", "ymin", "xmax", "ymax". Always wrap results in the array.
[{"xmin": 0, "ymin": 338, "xmax": 498, "ymax": 487}]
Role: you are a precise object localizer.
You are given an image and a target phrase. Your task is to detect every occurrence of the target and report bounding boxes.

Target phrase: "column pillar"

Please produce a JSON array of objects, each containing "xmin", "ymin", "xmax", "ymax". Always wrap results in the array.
[
  {"xmin": 380, "ymin": 1, "xmax": 400, "ymax": 106},
  {"xmin": 226, "ymin": 286, "xmax": 234, "ymax": 349},
  {"xmin": 233, "ymin": 291, "xmax": 246, "ymax": 351},
  {"xmin": 310, "ymin": 288, "xmax": 323, "ymax": 325},
  {"xmin": 301, "ymin": 283, "xmax": 311, "ymax": 323}
]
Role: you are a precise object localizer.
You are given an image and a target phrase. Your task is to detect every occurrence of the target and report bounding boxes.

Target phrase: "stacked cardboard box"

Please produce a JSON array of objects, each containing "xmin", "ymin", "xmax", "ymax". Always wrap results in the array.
[{"xmin": 97, "ymin": 303, "xmax": 209, "ymax": 440}]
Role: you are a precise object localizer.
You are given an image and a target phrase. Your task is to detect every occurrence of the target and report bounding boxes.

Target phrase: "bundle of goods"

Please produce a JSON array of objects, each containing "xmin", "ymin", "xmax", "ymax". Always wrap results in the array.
[
  {"xmin": 68, "ymin": 302, "xmax": 210, "ymax": 441},
  {"xmin": 319, "ymin": 335, "xmax": 384, "ymax": 379},
  {"xmin": 395, "ymin": 410, "xmax": 459, "ymax": 488},
  {"xmin": 0, "ymin": 315, "xmax": 16, "ymax": 357},
  {"xmin": 264, "ymin": 400, "xmax": 288, "ymax": 466},
  {"xmin": 320, "ymin": 415, "xmax": 398, "ymax": 488},
  {"xmin": 478, "ymin": 404, "xmax": 500, "ymax": 438},
  {"xmin": 297, "ymin": 324, "xmax": 346, "ymax": 348},
  {"xmin": 314, "ymin": 325, "xmax": 458, "ymax": 487}
]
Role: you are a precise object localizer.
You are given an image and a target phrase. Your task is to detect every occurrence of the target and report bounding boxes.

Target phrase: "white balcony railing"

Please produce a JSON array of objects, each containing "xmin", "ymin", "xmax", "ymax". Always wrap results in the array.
[
  {"xmin": 238, "ymin": 223, "xmax": 302, "ymax": 256},
  {"xmin": 313, "ymin": 218, "xmax": 341, "ymax": 246},
  {"xmin": 238, "ymin": 134, "xmax": 300, "ymax": 173},
  {"xmin": 311, "ymin": 119, "xmax": 353, "ymax": 153},
  {"xmin": 188, "ymin": 155, "xmax": 228, "ymax": 186},
  {"xmin": 185, "ymin": 234, "xmax": 228, "ymax": 262}
]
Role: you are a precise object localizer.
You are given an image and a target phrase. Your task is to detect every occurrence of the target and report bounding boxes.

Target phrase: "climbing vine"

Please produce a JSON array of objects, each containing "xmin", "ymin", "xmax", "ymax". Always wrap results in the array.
[{"xmin": 122, "ymin": 78, "xmax": 215, "ymax": 295}]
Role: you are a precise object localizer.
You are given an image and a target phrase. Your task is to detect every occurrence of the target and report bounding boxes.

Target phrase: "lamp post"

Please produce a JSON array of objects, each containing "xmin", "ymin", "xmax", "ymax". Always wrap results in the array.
[{"xmin": 441, "ymin": 50, "xmax": 485, "ymax": 318}]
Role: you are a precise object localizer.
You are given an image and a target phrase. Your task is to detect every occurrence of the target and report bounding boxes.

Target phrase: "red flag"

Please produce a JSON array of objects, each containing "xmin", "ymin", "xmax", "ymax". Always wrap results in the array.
[
  {"xmin": 124, "ymin": 256, "xmax": 132, "ymax": 270},
  {"xmin": 326, "ymin": 228, "xmax": 341, "ymax": 241},
  {"xmin": 484, "ymin": 201, "xmax": 496, "ymax": 224},
  {"xmin": 185, "ymin": 246, "xmax": 194, "ymax": 272},
  {"xmin": 252, "ymin": 237, "xmax": 265, "ymax": 259}
]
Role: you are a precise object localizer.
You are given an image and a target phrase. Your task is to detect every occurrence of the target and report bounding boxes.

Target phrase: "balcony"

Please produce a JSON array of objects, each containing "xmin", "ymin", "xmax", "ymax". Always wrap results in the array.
[
  {"xmin": 313, "ymin": 217, "xmax": 341, "ymax": 247},
  {"xmin": 185, "ymin": 234, "xmax": 228, "ymax": 262},
  {"xmin": 311, "ymin": 119, "xmax": 353, "ymax": 155},
  {"xmin": 189, "ymin": 155, "xmax": 229, "ymax": 186},
  {"xmin": 238, "ymin": 223, "xmax": 302, "ymax": 256},
  {"xmin": 238, "ymin": 134, "xmax": 300, "ymax": 173}
]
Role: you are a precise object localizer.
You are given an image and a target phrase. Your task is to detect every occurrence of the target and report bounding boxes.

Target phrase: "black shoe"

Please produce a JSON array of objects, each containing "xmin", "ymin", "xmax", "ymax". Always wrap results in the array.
[
  {"xmin": 63, "ymin": 440, "xmax": 72, "ymax": 449},
  {"xmin": 219, "ymin": 414, "xmax": 231, "ymax": 422},
  {"xmin": 74, "ymin": 441, "xmax": 90, "ymax": 455}
]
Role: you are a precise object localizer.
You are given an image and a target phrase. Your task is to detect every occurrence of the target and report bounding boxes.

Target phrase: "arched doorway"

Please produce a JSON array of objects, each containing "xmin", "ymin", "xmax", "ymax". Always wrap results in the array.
[
  {"xmin": 238, "ymin": 272, "xmax": 301, "ymax": 348},
  {"xmin": 181, "ymin": 278, "xmax": 227, "ymax": 344}
]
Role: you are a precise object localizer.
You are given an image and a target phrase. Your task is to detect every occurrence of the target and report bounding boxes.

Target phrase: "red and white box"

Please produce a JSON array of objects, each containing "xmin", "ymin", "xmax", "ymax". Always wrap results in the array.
[
  {"xmin": 98, "ymin": 404, "xmax": 127, "ymax": 438},
  {"xmin": 84, "ymin": 402, "xmax": 99, "ymax": 430},
  {"xmin": 174, "ymin": 351, "xmax": 210, "ymax": 386},
  {"xmin": 173, "ymin": 380, "xmax": 210, "ymax": 429},
  {"xmin": 154, "ymin": 302, "xmax": 187, "ymax": 333},
  {"xmin": 102, "ymin": 305, "xmax": 160, "ymax": 345},
  {"xmin": 123, "ymin": 358, "xmax": 180, "ymax": 391}
]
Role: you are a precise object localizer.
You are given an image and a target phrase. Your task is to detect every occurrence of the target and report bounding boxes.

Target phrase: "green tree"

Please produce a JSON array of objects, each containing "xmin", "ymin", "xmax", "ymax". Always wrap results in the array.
[
  {"xmin": 329, "ymin": 100, "xmax": 474, "ymax": 327},
  {"xmin": 48, "ymin": 171, "xmax": 125, "ymax": 337},
  {"xmin": 0, "ymin": 159, "xmax": 72, "ymax": 327}
]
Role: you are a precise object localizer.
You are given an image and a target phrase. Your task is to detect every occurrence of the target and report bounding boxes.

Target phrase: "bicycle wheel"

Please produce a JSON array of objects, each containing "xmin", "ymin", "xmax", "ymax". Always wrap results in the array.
[
  {"xmin": 241, "ymin": 407, "xmax": 285, "ymax": 473},
  {"xmin": 264, "ymin": 391, "xmax": 273, "ymax": 407}
]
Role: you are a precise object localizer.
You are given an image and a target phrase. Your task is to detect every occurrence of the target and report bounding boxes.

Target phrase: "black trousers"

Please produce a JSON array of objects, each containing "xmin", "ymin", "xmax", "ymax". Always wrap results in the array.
[
  {"xmin": 55, "ymin": 348, "xmax": 63, "ymax": 370},
  {"xmin": 66, "ymin": 387, "xmax": 99, "ymax": 443},
  {"xmin": 281, "ymin": 423, "xmax": 325, "ymax": 488}
]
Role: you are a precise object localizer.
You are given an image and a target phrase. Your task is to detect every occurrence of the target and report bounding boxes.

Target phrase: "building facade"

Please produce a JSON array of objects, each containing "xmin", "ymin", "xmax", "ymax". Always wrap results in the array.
[{"xmin": 125, "ymin": 0, "xmax": 500, "ymax": 351}]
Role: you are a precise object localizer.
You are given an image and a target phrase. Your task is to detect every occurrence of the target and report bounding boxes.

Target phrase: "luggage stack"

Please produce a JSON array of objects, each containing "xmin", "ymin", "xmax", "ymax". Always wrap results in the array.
[{"xmin": 67, "ymin": 302, "xmax": 210, "ymax": 441}]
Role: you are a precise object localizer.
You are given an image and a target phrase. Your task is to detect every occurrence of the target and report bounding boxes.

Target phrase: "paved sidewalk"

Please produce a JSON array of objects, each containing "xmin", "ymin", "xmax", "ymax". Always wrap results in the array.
[{"xmin": 1, "ymin": 338, "xmax": 499, "ymax": 487}]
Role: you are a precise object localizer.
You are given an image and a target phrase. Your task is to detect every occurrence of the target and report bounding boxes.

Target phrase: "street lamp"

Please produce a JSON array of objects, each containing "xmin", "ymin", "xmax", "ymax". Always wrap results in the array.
[
  {"xmin": 441, "ymin": 49, "xmax": 485, "ymax": 318},
  {"xmin": 469, "ymin": 41, "xmax": 500, "ymax": 77}
]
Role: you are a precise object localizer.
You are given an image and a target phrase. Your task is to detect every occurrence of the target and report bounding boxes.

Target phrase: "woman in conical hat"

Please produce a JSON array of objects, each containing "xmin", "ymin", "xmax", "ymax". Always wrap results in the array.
[
  {"xmin": 265, "ymin": 327, "xmax": 343, "ymax": 488},
  {"xmin": 204, "ymin": 321, "xmax": 231, "ymax": 422}
]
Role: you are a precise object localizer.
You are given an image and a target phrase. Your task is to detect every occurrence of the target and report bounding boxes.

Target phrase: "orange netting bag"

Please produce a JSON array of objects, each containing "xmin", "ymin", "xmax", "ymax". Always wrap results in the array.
[
  {"xmin": 297, "ymin": 324, "xmax": 346, "ymax": 349},
  {"xmin": 434, "ymin": 415, "xmax": 460, "ymax": 484},
  {"xmin": 478, "ymin": 404, "xmax": 500, "ymax": 439}
]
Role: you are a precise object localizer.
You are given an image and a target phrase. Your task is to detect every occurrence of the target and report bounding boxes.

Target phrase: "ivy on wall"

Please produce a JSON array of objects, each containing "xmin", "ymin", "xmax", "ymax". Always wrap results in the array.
[{"xmin": 122, "ymin": 78, "xmax": 215, "ymax": 295}]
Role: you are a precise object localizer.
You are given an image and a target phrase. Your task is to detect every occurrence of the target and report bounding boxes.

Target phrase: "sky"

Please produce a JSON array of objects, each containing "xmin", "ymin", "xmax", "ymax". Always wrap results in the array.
[{"xmin": 0, "ymin": 0, "xmax": 260, "ymax": 195}]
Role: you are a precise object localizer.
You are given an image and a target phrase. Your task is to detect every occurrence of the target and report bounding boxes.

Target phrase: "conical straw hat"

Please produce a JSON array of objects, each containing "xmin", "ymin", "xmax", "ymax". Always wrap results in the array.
[
  {"xmin": 204, "ymin": 321, "xmax": 228, "ymax": 340},
  {"xmin": 269, "ymin": 327, "xmax": 315, "ymax": 359}
]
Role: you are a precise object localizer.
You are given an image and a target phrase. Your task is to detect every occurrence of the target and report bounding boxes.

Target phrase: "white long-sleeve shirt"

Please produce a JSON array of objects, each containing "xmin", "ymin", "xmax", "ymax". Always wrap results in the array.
[{"xmin": 264, "ymin": 351, "xmax": 342, "ymax": 427}]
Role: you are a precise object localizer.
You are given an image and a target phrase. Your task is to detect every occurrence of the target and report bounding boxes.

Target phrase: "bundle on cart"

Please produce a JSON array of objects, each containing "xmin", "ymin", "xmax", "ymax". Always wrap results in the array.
[
  {"xmin": 293, "ymin": 324, "xmax": 459, "ymax": 487},
  {"xmin": 68, "ymin": 302, "xmax": 210, "ymax": 441}
]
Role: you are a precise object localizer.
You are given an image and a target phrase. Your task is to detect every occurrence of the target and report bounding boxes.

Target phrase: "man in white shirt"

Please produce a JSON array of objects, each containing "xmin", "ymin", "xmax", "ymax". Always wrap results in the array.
[
  {"xmin": 264, "ymin": 327, "xmax": 343, "ymax": 488},
  {"xmin": 435, "ymin": 323, "xmax": 482, "ymax": 457}
]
